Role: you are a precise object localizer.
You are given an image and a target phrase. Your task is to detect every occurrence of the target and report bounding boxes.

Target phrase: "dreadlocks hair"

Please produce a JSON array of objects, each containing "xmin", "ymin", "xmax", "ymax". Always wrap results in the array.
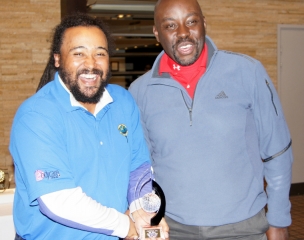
[{"xmin": 36, "ymin": 12, "xmax": 115, "ymax": 92}]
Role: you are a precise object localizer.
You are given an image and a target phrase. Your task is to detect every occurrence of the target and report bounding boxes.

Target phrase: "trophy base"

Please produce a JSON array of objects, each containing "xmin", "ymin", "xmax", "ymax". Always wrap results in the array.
[{"xmin": 140, "ymin": 226, "xmax": 164, "ymax": 239}]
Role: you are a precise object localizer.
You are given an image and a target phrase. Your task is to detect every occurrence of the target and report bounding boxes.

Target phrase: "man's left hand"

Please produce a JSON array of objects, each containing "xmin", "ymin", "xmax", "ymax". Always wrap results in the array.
[{"xmin": 266, "ymin": 226, "xmax": 289, "ymax": 240}]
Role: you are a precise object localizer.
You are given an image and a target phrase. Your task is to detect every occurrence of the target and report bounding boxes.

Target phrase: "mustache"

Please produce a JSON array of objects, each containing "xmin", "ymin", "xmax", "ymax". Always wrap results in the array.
[
  {"xmin": 76, "ymin": 68, "xmax": 103, "ymax": 77},
  {"xmin": 173, "ymin": 37, "xmax": 196, "ymax": 48}
]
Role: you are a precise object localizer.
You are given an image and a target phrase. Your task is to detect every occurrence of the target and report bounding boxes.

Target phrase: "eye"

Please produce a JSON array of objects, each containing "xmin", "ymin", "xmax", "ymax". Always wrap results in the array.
[
  {"xmin": 96, "ymin": 52, "xmax": 106, "ymax": 57},
  {"xmin": 187, "ymin": 19, "xmax": 198, "ymax": 26},
  {"xmin": 165, "ymin": 23, "xmax": 176, "ymax": 30},
  {"xmin": 73, "ymin": 52, "xmax": 83, "ymax": 57}
]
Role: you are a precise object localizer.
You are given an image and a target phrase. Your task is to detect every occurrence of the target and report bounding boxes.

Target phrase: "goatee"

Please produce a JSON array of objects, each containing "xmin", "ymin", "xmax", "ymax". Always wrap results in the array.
[{"xmin": 59, "ymin": 67, "xmax": 111, "ymax": 104}]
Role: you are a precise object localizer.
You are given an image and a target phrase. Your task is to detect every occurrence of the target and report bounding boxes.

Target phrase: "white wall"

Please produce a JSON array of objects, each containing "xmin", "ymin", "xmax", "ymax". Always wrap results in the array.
[{"xmin": 0, "ymin": 189, "xmax": 15, "ymax": 239}]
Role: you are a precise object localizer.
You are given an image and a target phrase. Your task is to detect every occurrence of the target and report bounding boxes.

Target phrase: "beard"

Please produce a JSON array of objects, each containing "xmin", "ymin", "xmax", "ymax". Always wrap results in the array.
[
  {"xmin": 58, "ymin": 67, "xmax": 111, "ymax": 104},
  {"xmin": 172, "ymin": 37, "xmax": 200, "ymax": 66}
]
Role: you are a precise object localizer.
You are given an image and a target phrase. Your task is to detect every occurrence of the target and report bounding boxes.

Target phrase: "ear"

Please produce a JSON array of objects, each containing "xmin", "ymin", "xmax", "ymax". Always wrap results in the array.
[
  {"xmin": 153, "ymin": 25, "xmax": 160, "ymax": 42},
  {"xmin": 54, "ymin": 54, "xmax": 60, "ymax": 68}
]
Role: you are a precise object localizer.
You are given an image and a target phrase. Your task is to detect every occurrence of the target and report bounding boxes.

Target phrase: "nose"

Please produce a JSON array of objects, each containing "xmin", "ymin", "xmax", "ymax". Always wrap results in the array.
[
  {"xmin": 84, "ymin": 55, "xmax": 96, "ymax": 69},
  {"xmin": 177, "ymin": 24, "xmax": 190, "ymax": 38}
]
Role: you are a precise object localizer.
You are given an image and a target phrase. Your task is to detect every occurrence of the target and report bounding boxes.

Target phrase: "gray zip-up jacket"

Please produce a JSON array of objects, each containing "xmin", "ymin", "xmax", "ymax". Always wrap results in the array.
[{"xmin": 129, "ymin": 36, "xmax": 293, "ymax": 227}]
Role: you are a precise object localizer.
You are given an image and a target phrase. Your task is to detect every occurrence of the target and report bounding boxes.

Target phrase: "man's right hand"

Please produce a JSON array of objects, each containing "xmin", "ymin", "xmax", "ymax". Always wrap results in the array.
[{"xmin": 124, "ymin": 210, "xmax": 139, "ymax": 240}]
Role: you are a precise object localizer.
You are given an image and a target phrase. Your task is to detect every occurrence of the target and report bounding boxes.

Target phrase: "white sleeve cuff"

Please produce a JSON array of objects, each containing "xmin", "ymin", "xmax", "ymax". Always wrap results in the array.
[{"xmin": 129, "ymin": 198, "xmax": 143, "ymax": 213}]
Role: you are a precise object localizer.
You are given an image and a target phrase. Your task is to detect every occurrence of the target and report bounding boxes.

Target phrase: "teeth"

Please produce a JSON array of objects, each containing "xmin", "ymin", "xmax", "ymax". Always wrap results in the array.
[
  {"xmin": 80, "ymin": 74, "xmax": 97, "ymax": 80},
  {"xmin": 180, "ymin": 44, "xmax": 192, "ymax": 49}
]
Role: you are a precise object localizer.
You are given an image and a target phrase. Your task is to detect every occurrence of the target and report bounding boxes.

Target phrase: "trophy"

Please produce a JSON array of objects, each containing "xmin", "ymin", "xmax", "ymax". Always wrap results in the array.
[
  {"xmin": 132, "ymin": 168, "xmax": 166, "ymax": 239},
  {"xmin": 0, "ymin": 168, "xmax": 10, "ymax": 193}
]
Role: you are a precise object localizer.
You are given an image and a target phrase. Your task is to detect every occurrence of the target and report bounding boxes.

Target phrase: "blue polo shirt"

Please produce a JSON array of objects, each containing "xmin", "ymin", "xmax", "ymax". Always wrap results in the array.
[{"xmin": 10, "ymin": 72, "xmax": 150, "ymax": 239}]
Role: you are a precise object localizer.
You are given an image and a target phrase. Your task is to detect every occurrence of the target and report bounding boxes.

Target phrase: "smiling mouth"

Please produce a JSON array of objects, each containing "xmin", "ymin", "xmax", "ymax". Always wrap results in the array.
[
  {"xmin": 177, "ymin": 42, "xmax": 194, "ymax": 55},
  {"xmin": 80, "ymin": 74, "xmax": 97, "ymax": 80},
  {"xmin": 79, "ymin": 74, "xmax": 99, "ymax": 85},
  {"xmin": 180, "ymin": 44, "xmax": 193, "ymax": 49}
]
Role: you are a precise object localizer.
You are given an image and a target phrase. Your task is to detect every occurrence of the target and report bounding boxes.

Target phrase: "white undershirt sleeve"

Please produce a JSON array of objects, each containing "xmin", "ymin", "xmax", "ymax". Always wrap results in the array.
[{"xmin": 39, "ymin": 187, "xmax": 129, "ymax": 238}]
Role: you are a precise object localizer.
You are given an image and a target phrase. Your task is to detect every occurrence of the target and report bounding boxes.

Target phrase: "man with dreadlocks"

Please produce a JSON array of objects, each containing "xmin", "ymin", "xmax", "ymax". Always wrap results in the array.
[{"xmin": 9, "ymin": 13, "xmax": 169, "ymax": 240}]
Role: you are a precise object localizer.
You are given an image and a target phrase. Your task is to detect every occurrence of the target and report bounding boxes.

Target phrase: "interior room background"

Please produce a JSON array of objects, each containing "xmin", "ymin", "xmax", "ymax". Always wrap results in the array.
[{"xmin": 1, "ymin": 0, "xmax": 304, "ymax": 189}]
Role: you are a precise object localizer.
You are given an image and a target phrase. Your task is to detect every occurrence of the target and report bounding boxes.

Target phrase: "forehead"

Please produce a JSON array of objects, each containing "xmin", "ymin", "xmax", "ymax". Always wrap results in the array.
[
  {"xmin": 155, "ymin": 0, "xmax": 202, "ymax": 21},
  {"xmin": 61, "ymin": 26, "xmax": 108, "ymax": 49}
]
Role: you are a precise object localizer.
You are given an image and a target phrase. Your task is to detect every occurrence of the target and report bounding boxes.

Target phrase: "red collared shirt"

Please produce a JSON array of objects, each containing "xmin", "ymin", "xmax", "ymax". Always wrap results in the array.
[{"xmin": 159, "ymin": 43, "xmax": 208, "ymax": 98}]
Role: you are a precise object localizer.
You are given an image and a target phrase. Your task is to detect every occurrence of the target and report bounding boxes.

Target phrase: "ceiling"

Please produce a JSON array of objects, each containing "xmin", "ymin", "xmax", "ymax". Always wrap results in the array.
[{"xmin": 86, "ymin": 0, "xmax": 160, "ymax": 53}]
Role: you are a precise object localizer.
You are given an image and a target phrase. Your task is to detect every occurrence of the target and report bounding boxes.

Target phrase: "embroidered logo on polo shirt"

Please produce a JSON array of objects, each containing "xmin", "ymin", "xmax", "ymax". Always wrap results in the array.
[
  {"xmin": 118, "ymin": 124, "xmax": 128, "ymax": 142},
  {"xmin": 215, "ymin": 91, "xmax": 228, "ymax": 99},
  {"xmin": 173, "ymin": 64, "xmax": 180, "ymax": 71},
  {"xmin": 35, "ymin": 170, "xmax": 60, "ymax": 182}
]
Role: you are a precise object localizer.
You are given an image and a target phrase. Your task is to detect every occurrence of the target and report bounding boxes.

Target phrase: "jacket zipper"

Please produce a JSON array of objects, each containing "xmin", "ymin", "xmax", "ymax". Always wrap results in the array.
[
  {"xmin": 178, "ymin": 51, "xmax": 217, "ymax": 126},
  {"xmin": 263, "ymin": 140, "xmax": 292, "ymax": 162},
  {"xmin": 181, "ymin": 90, "xmax": 194, "ymax": 126},
  {"xmin": 265, "ymin": 79, "xmax": 278, "ymax": 116}
]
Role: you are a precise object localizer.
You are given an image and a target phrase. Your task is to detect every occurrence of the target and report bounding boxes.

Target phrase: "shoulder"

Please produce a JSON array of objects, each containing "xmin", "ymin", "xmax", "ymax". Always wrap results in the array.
[
  {"xmin": 132, "ymin": 70, "xmax": 152, "ymax": 86},
  {"xmin": 218, "ymin": 50, "xmax": 259, "ymax": 64},
  {"xmin": 214, "ymin": 50, "xmax": 266, "ymax": 78},
  {"xmin": 13, "ymin": 82, "xmax": 64, "ymax": 124},
  {"xmin": 106, "ymin": 84, "xmax": 138, "ymax": 110},
  {"xmin": 107, "ymin": 84, "xmax": 133, "ymax": 100}
]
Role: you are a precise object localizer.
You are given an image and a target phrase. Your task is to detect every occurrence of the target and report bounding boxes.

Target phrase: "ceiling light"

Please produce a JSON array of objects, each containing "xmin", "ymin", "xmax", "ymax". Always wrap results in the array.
[{"xmin": 91, "ymin": 4, "xmax": 155, "ymax": 12}]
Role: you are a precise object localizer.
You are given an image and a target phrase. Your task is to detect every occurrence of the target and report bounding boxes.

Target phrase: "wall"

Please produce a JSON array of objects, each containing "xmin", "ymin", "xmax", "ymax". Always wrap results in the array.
[
  {"xmin": 1, "ymin": 0, "xmax": 304, "ymax": 185},
  {"xmin": 278, "ymin": 27, "xmax": 304, "ymax": 184},
  {"xmin": 198, "ymin": 0, "xmax": 304, "ymax": 88},
  {"xmin": 0, "ymin": 0, "xmax": 61, "ymax": 185}
]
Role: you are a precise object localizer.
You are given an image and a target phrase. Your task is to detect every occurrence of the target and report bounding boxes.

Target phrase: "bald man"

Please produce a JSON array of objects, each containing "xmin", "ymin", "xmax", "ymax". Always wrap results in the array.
[{"xmin": 129, "ymin": 0, "xmax": 293, "ymax": 239}]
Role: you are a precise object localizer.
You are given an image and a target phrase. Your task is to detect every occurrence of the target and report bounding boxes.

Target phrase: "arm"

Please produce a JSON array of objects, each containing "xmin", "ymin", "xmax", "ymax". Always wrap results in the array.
[
  {"xmin": 123, "ymin": 91, "xmax": 169, "ymax": 239},
  {"xmin": 127, "ymin": 93, "xmax": 154, "ymax": 213},
  {"xmin": 38, "ymin": 187, "xmax": 130, "ymax": 238},
  {"xmin": 266, "ymin": 226, "xmax": 289, "ymax": 240},
  {"xmin": 126, "ymin": 95, "xmax": 169, "ymax": 239},
  {"xmin": 252, "ymin": 62, "xmax": 293, "ymax": 227},
  {"xmin": 128, "ymin": 162, "xmax": 152, "ymax": 213}
]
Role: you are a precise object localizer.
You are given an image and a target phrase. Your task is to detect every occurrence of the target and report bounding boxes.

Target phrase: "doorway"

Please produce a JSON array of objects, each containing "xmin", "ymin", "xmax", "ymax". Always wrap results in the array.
[{"xmin": 278, "ymin": 25, "xmax": 304, "ymax": 184}]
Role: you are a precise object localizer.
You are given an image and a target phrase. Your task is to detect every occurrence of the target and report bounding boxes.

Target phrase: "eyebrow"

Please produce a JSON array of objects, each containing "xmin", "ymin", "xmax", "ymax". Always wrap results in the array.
[{"xmin": 69, "ymin": 46, "xmax": 108, "ymax": 53}]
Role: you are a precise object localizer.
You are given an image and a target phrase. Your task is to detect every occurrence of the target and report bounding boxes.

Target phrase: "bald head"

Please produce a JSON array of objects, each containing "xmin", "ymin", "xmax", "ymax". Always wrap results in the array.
[
  {"xmin": 154, "ymin": 0, "xmax": 203, "ymax": 23},
  {"xmin": 153, "ymin": 0, "xmax": 206, "ymax": 66}
]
